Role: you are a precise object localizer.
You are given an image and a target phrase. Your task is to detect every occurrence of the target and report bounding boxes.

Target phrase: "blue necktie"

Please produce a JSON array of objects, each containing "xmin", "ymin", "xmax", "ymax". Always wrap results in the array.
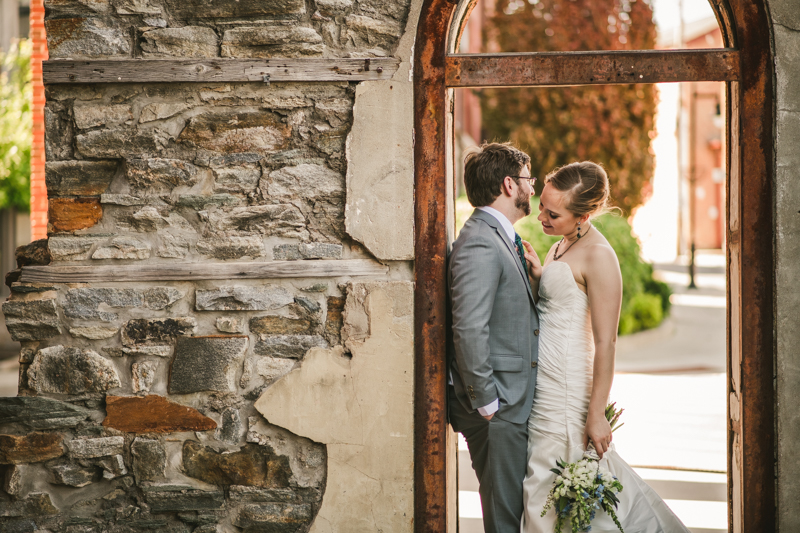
[{"xmin": 514, "ymin": 233, "xmax": 530, "ymax": 287}]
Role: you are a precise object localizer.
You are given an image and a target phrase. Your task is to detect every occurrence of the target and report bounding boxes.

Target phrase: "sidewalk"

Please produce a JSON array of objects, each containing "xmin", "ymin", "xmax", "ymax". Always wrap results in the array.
[
  {"xmin": 0, "ymin": 307, "xmax": 20, "ymax": 397},
  {"xmin": 459, "ymin": 255, "xmax": 728, "ymax": 533},
  {"xmin": 0, "ymin": 308, "xmax": 19, "ymax": 361}
]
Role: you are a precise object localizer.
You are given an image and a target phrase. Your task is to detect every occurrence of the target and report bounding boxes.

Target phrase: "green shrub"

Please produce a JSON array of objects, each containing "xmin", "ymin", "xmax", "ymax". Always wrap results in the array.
[
  {"xmin": 644, "ymin": 277, "xmax": 672, "ymax": 315},
  {"xmin": 619, "ymin": 293, "xmax": 664, "ymax": 335},
  {"xmin": 591, "ymin": 214, "xmax": 672, "ymax": 332},
  {"xmin": 0, "ymin": 39, "xmax": 32, "ymax": 212},
  {"xmin": 455, "ymin": 197, "xmax": 671, "ymax": 335}
]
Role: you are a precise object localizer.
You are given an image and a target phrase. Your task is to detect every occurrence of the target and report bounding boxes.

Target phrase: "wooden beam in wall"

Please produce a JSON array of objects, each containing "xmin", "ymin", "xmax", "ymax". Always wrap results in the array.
[
  {"xmin": 18, "ymin": 259, "xmax": 388, "ymax": 283},
  {"xmin": 446, "ymin": 49, "xmax": 740, "ymax": 88},
  {"xmin": 42, "ymin": 57, "xmax": 401, "ymax": 84}
]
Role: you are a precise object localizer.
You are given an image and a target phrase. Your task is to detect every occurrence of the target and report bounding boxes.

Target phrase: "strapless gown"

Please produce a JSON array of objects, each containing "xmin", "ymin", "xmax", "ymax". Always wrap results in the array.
[{"xmin": 521, "ymin": 261, "xmax": 691, "ymax": 533}]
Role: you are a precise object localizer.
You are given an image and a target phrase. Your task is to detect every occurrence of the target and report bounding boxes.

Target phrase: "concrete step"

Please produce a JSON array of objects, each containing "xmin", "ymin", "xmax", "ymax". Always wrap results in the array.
[{"xmin": 458, "ymin": 451, "xmax": 728, "ymax": 532}]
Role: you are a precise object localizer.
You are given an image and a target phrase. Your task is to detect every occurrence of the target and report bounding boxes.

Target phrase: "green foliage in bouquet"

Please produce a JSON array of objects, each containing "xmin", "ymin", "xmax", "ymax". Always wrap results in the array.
[
  {"xmin": 0, "ymin": 39, "xmax": 32, "ymax": 212},
  {"xmin": 605, "ymin": 402, "xmax": 625, "ymax": 433},
  {"xmin": 542, "ymin": 402, "xmax": 627, "ymax": 533},
  {"xmin": 543, "ymin": 457, "xmax": 624, "ymax": 533}
]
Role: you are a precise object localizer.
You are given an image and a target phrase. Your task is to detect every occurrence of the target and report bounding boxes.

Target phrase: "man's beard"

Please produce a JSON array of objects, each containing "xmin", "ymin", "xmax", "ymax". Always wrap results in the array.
[{"xmin": 515, "ymin": 189, "xmax": 532, "ymax": 216}]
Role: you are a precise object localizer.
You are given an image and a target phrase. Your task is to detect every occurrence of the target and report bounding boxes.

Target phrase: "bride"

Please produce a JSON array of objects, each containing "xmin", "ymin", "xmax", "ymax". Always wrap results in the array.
[{"xmin": 519, "ymin": 162, "xmax": 690, "ymax": 533}]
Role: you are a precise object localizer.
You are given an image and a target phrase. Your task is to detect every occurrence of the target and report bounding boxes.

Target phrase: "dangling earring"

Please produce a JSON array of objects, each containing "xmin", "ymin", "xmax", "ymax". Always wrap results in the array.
[{"xmin": 577, "ymin": 221, "xmax": 582, "ymax": 239}]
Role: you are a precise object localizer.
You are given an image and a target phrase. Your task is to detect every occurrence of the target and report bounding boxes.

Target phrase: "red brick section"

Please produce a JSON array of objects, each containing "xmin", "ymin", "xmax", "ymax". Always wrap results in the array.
[
  {"xmin": 103, "ymin": 395, "xmax": 218, "ymax": 433},
  {"xmin": 30, "ymin": 0, "xmax": 48, "ymax": 241},
  {"xmin": 47, "ymin": 198, "xmax": 103, "ymax": 232}
]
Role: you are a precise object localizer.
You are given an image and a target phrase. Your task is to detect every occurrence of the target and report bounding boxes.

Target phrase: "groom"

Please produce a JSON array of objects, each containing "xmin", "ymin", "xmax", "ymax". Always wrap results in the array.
[{"xmin": 448, "ymin": 142, "xmax": 540, "ymax": 533}]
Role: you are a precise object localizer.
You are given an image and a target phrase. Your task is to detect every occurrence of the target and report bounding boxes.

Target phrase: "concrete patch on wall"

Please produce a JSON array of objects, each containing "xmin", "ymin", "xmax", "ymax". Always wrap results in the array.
[
  {"xmin": 774, "ymin": 3, "xmax": 800, "ymax": 529},
  {"xmin": 254, "ymin": 281, "xmax": 413, "ymax": 532},
  {"xmin": 343, "ymin": 1, "xmax": 420, "ymax": 261},
  {"xmin": 344, "ymin": 82, "xmax": 414, "ymax": 260},
  {"xmin": 772, "ymin": 0, "xmax": 800, "ymax": 32},
  {"xmin": 775, "ymin": 24, "xmax": 800, "ymax": 113}
]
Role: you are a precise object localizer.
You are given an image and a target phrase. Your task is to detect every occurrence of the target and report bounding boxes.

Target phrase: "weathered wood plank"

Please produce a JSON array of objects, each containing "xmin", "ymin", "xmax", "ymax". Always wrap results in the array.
[
  {"xmin": 43, "ymin": 58, "xmax": 401, "ymax": 84},
  {"xmin": 446, "ymin": 49, "xmax": 740, "ymax": 87},
  {"xmin": 19, "ymin": 259, "xmax": 388, "ymax": 283}
]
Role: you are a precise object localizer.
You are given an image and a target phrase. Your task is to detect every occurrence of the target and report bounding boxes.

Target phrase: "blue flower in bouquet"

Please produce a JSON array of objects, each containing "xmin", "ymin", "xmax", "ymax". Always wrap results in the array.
[{"xmin": 540, "ymin": 402, "xmax": 626, "ymax": 533}]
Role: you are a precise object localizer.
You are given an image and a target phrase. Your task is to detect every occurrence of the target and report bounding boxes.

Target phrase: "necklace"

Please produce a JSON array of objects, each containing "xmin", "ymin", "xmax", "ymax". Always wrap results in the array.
[{"xmin": 553, "ymin": 223, "xmax": 592, "ymax": 261}]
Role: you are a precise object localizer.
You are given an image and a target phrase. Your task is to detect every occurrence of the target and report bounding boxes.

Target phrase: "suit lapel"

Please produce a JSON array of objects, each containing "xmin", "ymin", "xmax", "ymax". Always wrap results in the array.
[{"xmin": 471, "ymin": 210, "xmax": 535, "ymax": 305}]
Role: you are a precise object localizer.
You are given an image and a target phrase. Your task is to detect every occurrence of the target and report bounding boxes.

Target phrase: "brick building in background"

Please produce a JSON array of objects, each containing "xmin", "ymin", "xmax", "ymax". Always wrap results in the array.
[
  {"xmin": 673, "ymin": 17, "xmax": 726, "ymax": 251},
  {"xmin": 29, "ymin": 0, "xmax": 48, "ymax": 243}
]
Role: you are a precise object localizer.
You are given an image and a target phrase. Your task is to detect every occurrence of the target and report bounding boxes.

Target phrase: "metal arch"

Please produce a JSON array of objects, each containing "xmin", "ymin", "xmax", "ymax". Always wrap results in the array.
[
  {"xmin": 413, "ymin": 1, "xmax": 776, "ymax": 532},
  {"xmin": 447, "ymin": 0, "xmax": 479, "ymax": 54},
  {"xmin": 724, "ymin": 1, "xmax": 775, "ymax": 531},
  {"xmin": 413, "ymin": 1, "xmax": 459, "ymax": 531}
]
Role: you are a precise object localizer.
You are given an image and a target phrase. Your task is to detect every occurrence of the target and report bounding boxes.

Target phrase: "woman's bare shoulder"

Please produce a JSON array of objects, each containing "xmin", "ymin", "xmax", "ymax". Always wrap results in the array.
[{"xmin": 584, "ymin": 235, "xmax": 620, "ymax": 277}]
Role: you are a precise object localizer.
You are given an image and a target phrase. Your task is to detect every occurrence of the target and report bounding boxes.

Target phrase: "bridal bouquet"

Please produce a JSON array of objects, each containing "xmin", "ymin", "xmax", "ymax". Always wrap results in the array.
[{"xmin": 541, "ymin": 403, "xmax": 626, "ymax": 533}]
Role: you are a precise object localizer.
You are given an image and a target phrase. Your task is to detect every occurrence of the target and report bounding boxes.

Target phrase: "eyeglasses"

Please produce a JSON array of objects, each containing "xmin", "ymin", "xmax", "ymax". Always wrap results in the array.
[{"xmin": 509, "ymin": 176, "xmax": 537, "ymax": 185}]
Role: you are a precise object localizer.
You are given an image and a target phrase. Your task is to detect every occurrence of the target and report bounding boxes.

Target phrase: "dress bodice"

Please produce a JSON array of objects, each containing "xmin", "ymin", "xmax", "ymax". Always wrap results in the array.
[{"xmin": 529, "ymin": 261, "xmax": 595, "ymax": 442}]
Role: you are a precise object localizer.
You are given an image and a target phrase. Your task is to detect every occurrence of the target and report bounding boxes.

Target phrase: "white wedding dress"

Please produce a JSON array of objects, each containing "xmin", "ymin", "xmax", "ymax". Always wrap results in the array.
[{"xmin": 521, "ymin": 261, "xmax": 691, "ymax": 533}]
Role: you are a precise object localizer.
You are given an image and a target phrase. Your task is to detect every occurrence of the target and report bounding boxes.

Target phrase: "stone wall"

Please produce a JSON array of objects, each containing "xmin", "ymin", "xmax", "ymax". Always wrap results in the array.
[{"xmin": 1, "ymin": 0, "xmax": 417, "ymax": 532}]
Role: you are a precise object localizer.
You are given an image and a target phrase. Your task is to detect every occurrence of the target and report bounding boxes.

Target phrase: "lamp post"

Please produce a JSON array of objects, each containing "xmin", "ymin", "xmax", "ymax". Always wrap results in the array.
[{"xmin": 688, "ymin": 87, "xmax": 698, "ymax": 289}]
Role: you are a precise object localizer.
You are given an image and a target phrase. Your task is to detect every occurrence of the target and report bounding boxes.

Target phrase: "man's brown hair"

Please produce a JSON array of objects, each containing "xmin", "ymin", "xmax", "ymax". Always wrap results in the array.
[{"xmin": 463, "ymin": 142, "xmax": 531, "ymax": 207}]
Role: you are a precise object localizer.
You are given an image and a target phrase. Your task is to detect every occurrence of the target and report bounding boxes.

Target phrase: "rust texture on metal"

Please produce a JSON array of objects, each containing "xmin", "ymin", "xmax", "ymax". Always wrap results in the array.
[
  {"xmin": 445, "ymin": 49, "xmax": 741, "ymax": 87},
  {"xmin": 449, "ymin": 0, "xmax": 478, "ymax": 53},
  {"xmin": 414, "ymin": 0, "xmax": 456, "ymax": 531},
  {"xmin": 728, "ymin": 0, "xmax": 775, "ymax": 531},
  {"xmin": 725, "ymin": 78, "xmax": 740, "ymax": 531},
  {"xmin": 42, "ymin": 58, "xmax": 400, "ymax": 84}
]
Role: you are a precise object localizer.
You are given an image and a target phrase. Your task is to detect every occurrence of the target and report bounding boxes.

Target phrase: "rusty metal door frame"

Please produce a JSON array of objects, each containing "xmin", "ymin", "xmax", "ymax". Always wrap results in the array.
[{"xmin": 413, "ymin": 1, "xmax": 775, "ymax": 531}]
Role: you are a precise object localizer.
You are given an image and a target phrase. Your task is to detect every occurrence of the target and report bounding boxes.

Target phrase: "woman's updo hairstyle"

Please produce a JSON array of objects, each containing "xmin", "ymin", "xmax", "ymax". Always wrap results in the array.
[{"xmin": 544, "ymin": 161, "xmax": 611, "ymax": 219}]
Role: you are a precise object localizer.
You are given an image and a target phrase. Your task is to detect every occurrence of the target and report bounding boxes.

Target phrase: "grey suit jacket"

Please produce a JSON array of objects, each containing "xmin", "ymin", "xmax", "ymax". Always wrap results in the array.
[{"xmin": 448, "ymin": 209, "xmax": 539, "ymax": 425}]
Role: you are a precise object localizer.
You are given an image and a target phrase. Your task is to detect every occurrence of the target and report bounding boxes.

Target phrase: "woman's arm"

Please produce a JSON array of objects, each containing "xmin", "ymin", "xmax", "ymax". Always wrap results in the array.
[
  {"xmin": 522, "ymin": 240, "xmax": 543, "ymax": 302},
  {"xmin": 582, "ymin": 243, "xmax": 623, "ymax": 458}
]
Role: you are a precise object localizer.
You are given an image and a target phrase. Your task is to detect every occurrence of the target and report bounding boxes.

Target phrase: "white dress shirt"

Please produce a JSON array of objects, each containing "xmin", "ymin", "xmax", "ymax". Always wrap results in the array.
[{"xmin": 477, "ymin": 206, "xmax": 517, "ymax": 243}]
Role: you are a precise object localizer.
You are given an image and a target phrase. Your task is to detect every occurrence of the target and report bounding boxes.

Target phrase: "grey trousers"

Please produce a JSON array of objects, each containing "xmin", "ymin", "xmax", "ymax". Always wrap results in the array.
[{"xmin": 449, "ymin": 388, "xmax": 528, "ymax": 533}]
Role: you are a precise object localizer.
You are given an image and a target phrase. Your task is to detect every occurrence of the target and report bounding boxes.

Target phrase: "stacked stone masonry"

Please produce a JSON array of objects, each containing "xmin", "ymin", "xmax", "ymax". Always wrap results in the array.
[{"xmin": 2, "ymin": 0, "xmax": 416, "ymax": 531}]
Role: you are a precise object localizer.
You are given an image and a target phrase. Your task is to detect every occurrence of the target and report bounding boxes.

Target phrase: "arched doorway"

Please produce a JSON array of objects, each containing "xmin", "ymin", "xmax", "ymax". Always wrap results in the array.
[{"xmin": 412, "ymin": 1, "xmax": 774, "ymax": 532}]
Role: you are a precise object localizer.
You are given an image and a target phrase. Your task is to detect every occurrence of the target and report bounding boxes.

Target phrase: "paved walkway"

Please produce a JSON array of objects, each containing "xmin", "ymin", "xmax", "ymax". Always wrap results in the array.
[
  {"xmin": 459, "ymin": 255, "xmax": 729, "ymax": 533},
  {"xmin": 0, "ymin": 356, "xmax": 17, "ymax": 397},
  {"xmin": 0, "ymin": 308, "xmax": 18, "ymax": 397}
]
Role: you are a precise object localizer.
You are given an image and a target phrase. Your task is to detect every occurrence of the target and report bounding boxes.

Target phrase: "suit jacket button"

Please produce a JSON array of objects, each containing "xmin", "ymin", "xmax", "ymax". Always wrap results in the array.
[
  {"xmin": 534, "ymin": 329, "xmax": 540, "ymax": 336},
  {"xmin": 531, "ymin": 361, "xmax": 538, "ymax": 368},
  {"xmin": 470, "ymin": 394, "xmax": 477, "ymax": 400}
]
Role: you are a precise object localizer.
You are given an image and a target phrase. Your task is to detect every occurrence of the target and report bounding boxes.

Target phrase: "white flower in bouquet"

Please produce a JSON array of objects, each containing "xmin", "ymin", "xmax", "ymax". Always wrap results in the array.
[{"xmin": 540, "ymin": 403, "xmax": 626, "ymax": 533}]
